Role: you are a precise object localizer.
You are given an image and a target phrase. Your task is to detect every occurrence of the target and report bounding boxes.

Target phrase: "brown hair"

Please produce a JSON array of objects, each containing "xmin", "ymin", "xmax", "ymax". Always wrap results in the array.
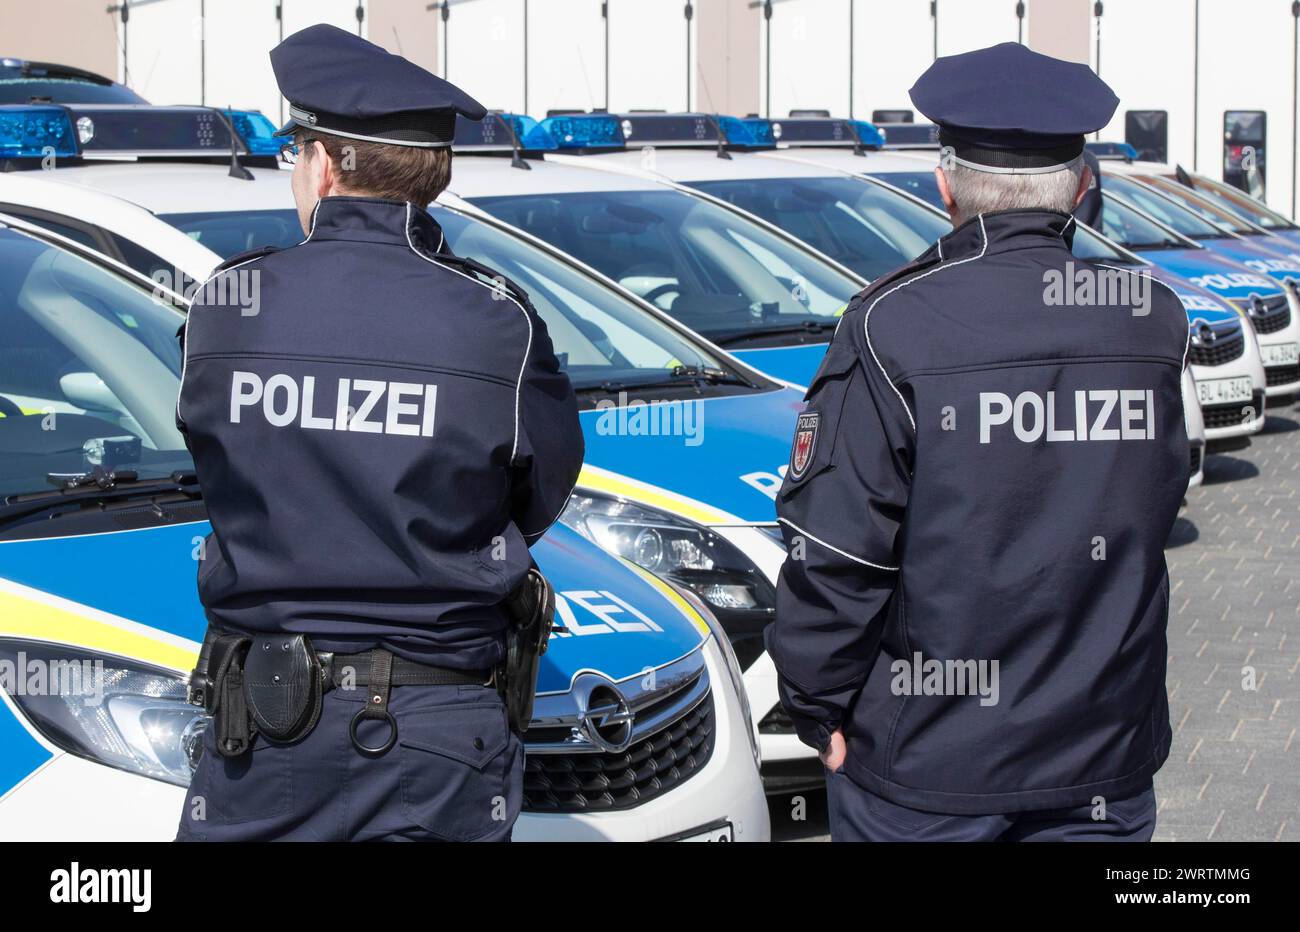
[{"xmin": 300, "ymin": 133, "xmax": 452, "ymax": 206}]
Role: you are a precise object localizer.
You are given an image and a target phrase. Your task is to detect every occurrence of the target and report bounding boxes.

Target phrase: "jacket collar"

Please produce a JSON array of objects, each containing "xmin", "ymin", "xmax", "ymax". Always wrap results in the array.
[
  {"xmin": 929, "ymin": 209, "xmax": 1077, "ymax": 264},
  {"xmin": 305, "ymin": 195, "xmax": 448, "ymax": 255}
]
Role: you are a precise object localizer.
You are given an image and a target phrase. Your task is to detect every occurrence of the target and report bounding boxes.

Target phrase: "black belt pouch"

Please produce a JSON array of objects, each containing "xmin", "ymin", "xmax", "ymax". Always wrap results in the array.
[{"xmin": 242, "ymin": 634, "xmax": 324, "ymax": 743}]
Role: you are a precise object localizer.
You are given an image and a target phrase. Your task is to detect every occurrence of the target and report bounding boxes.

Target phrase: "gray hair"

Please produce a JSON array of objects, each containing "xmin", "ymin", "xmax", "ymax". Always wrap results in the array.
[{"xmin": 941, "ymin": 155, "xmax": 1086, "ymax": 218}]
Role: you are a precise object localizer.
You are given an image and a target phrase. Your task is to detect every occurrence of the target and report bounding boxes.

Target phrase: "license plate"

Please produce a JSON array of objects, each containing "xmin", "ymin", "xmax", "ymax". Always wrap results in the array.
[
  {"xmin": 675, "ymin": 823, "xmax": 734, "ymax": 842},
  {"xmin": 1197, "ymin": 376, "xmax": 1253, "ymax": 405},
  {"xmin": 1260, "ymin": 342, "xmax": 1300, "ymax": 367}
]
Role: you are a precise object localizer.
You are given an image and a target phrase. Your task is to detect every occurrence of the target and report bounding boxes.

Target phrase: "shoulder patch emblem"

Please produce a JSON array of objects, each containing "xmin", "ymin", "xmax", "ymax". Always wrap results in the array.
[{"xmin": 789, "ymin": 411, "xmax": 820, "ymax": 480}]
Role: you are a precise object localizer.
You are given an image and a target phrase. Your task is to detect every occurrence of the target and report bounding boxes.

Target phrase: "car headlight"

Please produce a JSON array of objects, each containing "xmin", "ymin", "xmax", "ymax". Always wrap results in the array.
[
  {"xmin": 561, "ymin": 492, "xmax": 775, "ymax": 667},
  {"xmin": 0, "ymin": 639, "xmax": 204, "ymax": 787},
  {"xmin": 670, "ymin": 583, "xmax": 761, "ymax": 770}
]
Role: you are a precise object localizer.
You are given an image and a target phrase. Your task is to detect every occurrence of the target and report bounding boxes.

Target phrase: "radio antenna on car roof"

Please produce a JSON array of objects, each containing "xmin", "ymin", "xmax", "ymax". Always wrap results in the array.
[
  {"xmin": 222, "ymin": 106, "xmax": 254, "ymax": 181},
  {"xmin": 493, "ymin": 112, "xmax": 531, "ymax": 171}
]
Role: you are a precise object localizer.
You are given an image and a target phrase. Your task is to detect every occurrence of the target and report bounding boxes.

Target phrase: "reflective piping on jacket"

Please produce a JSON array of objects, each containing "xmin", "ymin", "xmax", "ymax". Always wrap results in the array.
[
  {"xmin": 402, "ymin": 202, "xmax": 532, "ymax": 464},
  {"xmin": 776, "ymin": 518, "xmax": 899, "ymax": 571},
  {"xmin": 175, "ymin": 249, "xmax": 274, "ymax": 430},
  {"xmin": 863, "ymin": 213, "xmax": 990, "ymax": 433}
]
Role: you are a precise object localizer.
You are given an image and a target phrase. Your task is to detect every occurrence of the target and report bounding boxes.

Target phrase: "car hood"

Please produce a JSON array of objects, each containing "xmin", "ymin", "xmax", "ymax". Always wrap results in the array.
[
  {"xmin": 0, "ymin": 519, "xmax": 707, "ymax": 697},
  {"xmin": 578, "ymin": 387, "xmax": 805, "ymax": 524},
  {"xmin": 729, "ymin": 344, "xmax": 830, "ymax": 386},
  {"xmin": 1137, "ymin": 247, "xmax": 1285, "ymax": 301},
  {"xmin": 1144, "ymin": 264, "xmax": 1241, "ymax": 325},
  {"xmin": 1203, "ymin": 237, "xmax": 1300, "ymax": 282}
]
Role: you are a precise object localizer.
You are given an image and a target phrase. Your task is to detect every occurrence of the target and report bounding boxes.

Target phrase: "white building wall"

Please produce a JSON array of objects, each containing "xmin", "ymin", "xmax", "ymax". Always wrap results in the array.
[{"xmin": 1097, "ymin": 0, "xmax": 1298, "ymax": 217}]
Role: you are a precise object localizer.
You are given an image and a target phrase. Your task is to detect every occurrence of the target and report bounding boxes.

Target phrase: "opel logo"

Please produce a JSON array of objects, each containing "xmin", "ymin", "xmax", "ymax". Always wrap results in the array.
[
  {"xmin": 1248, "ymin": 292, "xmax": 1266, "ymax": 317},
  {"xmin": 1192, "ymin": 320, "xmax": 1217, "ymax": 344},
  {"xmin": 576, "ymin": 680, "xmax": 635, "ymax": 753}
]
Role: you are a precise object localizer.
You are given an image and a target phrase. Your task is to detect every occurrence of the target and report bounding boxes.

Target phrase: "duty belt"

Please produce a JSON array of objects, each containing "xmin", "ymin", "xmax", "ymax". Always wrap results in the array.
[{"xmin": 188, "ymin": 628, "xmax": 491, "ymax": 758}]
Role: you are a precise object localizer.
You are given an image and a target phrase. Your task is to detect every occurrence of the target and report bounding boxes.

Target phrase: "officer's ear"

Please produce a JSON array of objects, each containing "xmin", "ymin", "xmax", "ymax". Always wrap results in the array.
[
  {"xmin": 309, "ymin": 140, "xmax": 338, "ymax": 198},
  {"xmin": 1073, "ymin": 163, "xmax": 1094, "ymax": 210},
  {"xmin": 935, "ymin": 166, "xmax": 957, "ymax": 217}
]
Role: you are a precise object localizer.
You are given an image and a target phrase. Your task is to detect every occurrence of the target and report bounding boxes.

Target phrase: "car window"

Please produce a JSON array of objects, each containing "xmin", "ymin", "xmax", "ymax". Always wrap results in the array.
[
  {"xmin": 0, "ymin": 227, "xmax": 190, "ymax": 499},
  {"xmin": 688, "ymin": 175, "xmax": 947, "ymax": 280},
  {"xmin": 470, "ymin": 188, "xmax": 859, "ymax": 344},
  {"xmin": 1125, "ymin": 177, "xmax": 1253, "ymax": 234},
  {"xmin": 1178, "ymin": 174, "xmax": 1294, "ymax": 230},
  {"xmin": 1104, "ymin": 175, "xmax": 1225, "ymax": 239},
  {"xmin": 1101, "ymin": 193, "xmax": 1186, "ymax": 249},
  {"xmin": 868, "ymin": 171, "xmax": 947, "ymax": 210},
  {"xmin": 160, "ymin": 209, "xmax": 303, "ymax": 257},
  {"xmin": 432, "ymin": 207, "xmax": 730, "ymax": 391}
]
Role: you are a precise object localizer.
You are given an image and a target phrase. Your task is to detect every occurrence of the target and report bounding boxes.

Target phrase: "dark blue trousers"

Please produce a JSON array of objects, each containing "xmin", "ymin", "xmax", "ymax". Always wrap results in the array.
[
  {"xmin": 826, "ymin": 770, "xmax": 1157, "ymax": 842},
  {"xmin": 177, "ymin": 682, "xmax": 523, "ymax": 841}
]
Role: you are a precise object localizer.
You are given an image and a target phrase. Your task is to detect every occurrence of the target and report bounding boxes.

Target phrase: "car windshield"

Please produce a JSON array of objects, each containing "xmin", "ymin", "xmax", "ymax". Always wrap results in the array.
[
  {"xmin": 868, "ymin": 171, "xmax": 947, "ymax": 210},
  {"xmin": 160, "ymin": 209, "xmax": 303, "ymax": 258},
  {"xmin": 431, "ymin": 207, "xmax": 732, "ymax": 393},
  {"xmin": 685, "ymin": 175, "xmax": 948, "ymax": 280},
  {"xmin": 1101, "ymin": 193, "xmax": 1187, "ymax": 249},
  {"xmin": 1126, "ymin": 176, "xmax": 1254, "ymax": 234},
  {"xmin": 866, "ymin": 169, "xmax": 1139, "ymax": 263},
  {"xmin": 0, "ymin": 227, "xmax": 192, "ymax": 501},
  {"xmin": 1177, "ymin": 174, "xmax": 1295, "ymax": 230},
  {"xmin": 469, "ymin": 188, "xmax": 859, "ymax": 345},
  {"xmin": 0, "ymin": 77, "xmax": 147, "ymax": 105},
  {"xmin": 1103, "ymin": 174, "xmax": 1226, "ymax": 239}
]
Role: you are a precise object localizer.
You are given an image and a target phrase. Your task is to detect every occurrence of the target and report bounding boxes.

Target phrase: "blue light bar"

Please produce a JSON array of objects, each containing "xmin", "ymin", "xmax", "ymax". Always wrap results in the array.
[
  {"xmin": 453, "ymin": 112, "xmax": 556, "ymax": 152},
  {"xmin": 1086, "ymin": 140, "xmax": 1139, "ymax": 162},
  {"xmin": 764, "ymin": 117, "xmax": 884, "ymax": 150},
  {"xmin": 878, "ymin": 122, "xmax": 940, "ymax": 149},
  {"xmin": 227, "ymin": 109, "xmax": 280, "ymax": 156},
  {"xmin": 607, "ymin": 112, "xmax": 769, "ymax": 150},
  {"xmin": 0, "ymin": 106, "xmax": 77, "ymax": 159},
  {"xmin": 739, "ymin": 117, "xmax": 777, "ymax": 147},
  {"xmin": 540, "ymin": 114, "xmax": 625, "ymax": 150}
]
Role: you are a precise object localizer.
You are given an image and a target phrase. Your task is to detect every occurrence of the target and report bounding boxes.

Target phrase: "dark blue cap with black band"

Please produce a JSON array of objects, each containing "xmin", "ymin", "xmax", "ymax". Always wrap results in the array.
[
  {"xmin": 271, "ymin": 24, "xmax": 487, "ymax": 148},
  {"xmin": 909, "ymin": 42, "xmax": 1119, "ymax": 174}
]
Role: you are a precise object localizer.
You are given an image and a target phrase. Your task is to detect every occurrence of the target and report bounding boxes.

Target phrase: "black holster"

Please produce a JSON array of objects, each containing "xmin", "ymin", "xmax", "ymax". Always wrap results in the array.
[
  {"xmin": 188, "ymin": 628, "xmax": 323, "ymax": 758},
  {"xmin": 497, "ymin": 567, "xmax": 555, "ymax": 733}
]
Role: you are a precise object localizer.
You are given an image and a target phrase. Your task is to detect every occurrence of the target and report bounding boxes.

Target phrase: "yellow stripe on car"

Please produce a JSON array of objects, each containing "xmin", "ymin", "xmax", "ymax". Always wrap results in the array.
[
  {"xmin": 576, "ymin": 463, "xmax": 739, "ymax": 527},
  {"xmin": 0, "ymin": 579, "xmax": 197, "ymax": 672},
  {"xmin": 619, "ymin": 560, "xmax": 711, "ymax": 636}
]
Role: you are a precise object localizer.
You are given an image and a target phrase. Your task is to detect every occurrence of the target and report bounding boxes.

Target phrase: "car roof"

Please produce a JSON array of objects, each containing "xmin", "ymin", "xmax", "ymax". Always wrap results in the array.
[
  {"xmin": 445, "ymin": 153, "xmax": 667, "ymax": 198},
  {"xmin": 34, "ymin": 162, "xmax": 292, "ymax": 215},
  {"xmin": 0, "ymin": 170, "xmax": 220, "ymax": 279},
  {"xmin": 547, "ymin": 147, "xmax": 846, "ymax": 183},
  {"xmin": 759, "ymin": 147, "xmax": 941, "ymax": 175}
]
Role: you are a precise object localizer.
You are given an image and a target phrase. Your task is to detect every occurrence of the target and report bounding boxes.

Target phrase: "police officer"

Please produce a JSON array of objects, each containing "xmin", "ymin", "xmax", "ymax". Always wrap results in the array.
[
  {"xmin": 175, "ymin": 25, "xmax": 583, "ymax": 841},
  {"xmin": 766, "ymin": 43, "xmax": 1188, "ymax": 842}
]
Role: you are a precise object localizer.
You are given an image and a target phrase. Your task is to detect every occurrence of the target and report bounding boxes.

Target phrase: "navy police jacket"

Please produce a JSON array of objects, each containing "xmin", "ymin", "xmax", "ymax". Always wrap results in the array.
[
  {"xmin": 766, "ymin": 209, "xmax": 1189, "ymax": 814},
  {"xmin": 177, "ymin": 197, "xmax": 583, "ymax": 670}
]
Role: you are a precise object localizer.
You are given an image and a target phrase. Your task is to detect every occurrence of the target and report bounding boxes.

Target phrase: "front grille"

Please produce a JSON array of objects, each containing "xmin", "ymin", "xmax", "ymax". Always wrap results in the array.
[
  {"xmin": 1189, "ymin": 444, "xmax": 1203, "ymax": 476},
  {"xmin": 1247, "ymin": 294, "xmax": 1292, "ymax": 335},
  {"xmin": 1202, "ymin": 390, "xmax": 1264, "ymax": 428},
  {"xmin": 1188, "ymin": 327, "xmax": 1245, "ymax": 367},
  {"xmin": 523, "ymin": 691, "xmax": 715, "ymax": 812},
  {"xmin": 1265, "ymin": 363, "xmax": 1300, "ymax": 387}
]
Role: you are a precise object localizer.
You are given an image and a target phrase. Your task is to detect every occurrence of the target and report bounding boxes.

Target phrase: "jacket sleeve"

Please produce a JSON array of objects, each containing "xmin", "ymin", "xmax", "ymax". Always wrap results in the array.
[
  {"xmin": 510, "ymin": 305, "xmax": 584, "ymax": 545},
  {"xmin": 764, "ymin": 322, "xmax": 914, "ymax": 753}
]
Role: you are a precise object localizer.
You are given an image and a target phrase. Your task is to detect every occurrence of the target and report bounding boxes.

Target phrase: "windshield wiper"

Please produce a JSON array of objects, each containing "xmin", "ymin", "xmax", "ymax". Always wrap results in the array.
[
  {"xmin": 712, "ymin": 319, "xmax": 837, "ymax": 347},
  {"xmin": 577, "ymin": 364, "xmax": 755, "ymax": 395},
  {"xmin": 0, "ymin": 467, "xmax": 201, "ymax": 528}
]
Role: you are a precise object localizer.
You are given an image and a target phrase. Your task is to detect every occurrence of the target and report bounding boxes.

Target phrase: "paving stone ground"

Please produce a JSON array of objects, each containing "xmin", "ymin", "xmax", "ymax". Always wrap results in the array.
[{"xmin": 770, "ymin": 399, "xmax": 1300, "ymax": 843}]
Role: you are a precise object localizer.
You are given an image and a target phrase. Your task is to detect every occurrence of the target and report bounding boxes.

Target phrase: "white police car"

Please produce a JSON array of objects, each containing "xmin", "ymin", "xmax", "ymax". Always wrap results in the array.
[
  {"xmin": 0, "ymin": 111, "xmax": 771, "ymax": 838},
  {"xmin": 39, "ymin": 109, "xmax": 867, "ymax": 789},
  {"xmin": 1094, "ymin": 166, "xmax": 1300, "ymax": 401}
]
